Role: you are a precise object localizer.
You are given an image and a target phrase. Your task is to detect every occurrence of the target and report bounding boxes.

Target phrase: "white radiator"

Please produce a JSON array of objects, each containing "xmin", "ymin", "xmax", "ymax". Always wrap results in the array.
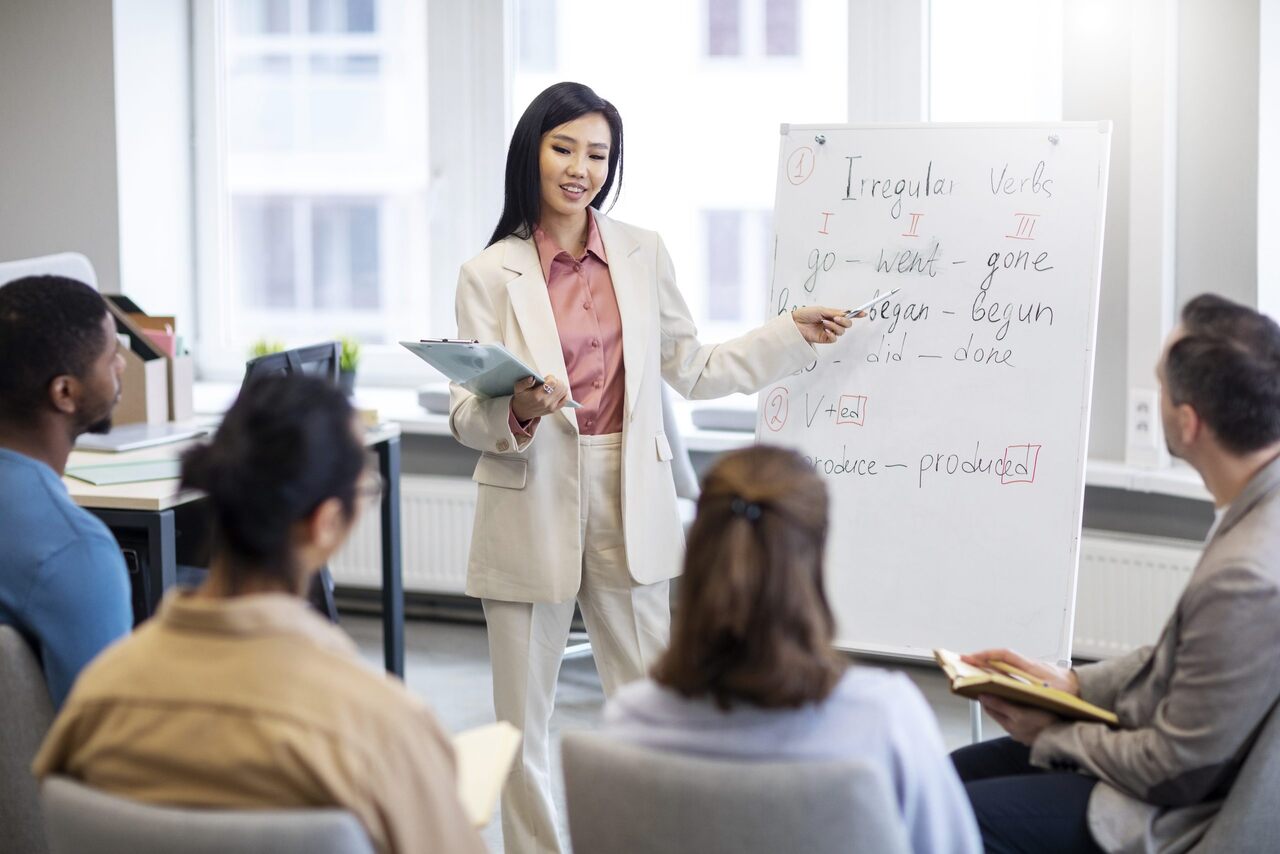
[
  {"xmin": 330, "ymin": 475, "xmax": 476, "ymax": 595},
  {"xmin": 333, "ymin": 481, "xmax": 1201, "ymax": 656},
  {"xmin": 1073, "ymin": 531, "xmax": 1200, "ymax": 659}
]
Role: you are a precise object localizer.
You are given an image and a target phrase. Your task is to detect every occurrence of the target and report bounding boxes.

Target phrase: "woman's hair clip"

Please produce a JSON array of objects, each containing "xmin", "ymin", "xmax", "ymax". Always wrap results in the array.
[{"xmin": 730, "ymin": 497, "xmax": 763, "ymax": 522}]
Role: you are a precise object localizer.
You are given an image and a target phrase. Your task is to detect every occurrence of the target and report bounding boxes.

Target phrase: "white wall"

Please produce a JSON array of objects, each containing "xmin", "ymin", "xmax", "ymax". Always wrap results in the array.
[
  {"xmin": 0, "ymin": 0, "xmax": 123, "ymax": 292},
  {"xmin": 0, "ymin": 0, "xmax": 193, "ymax": 320},
  {"xmin": 1257, "ymin": 0, "xmax": 1279, "ymax": 319},
  {"xmin": 1062, "ymin": 0, "xmax": 1271, "ymax": 461},
  {"xmin": 1063, "ymin": 0, "xmax": 1133, "ymax": 460},
  {"xmin": 1176, "ymin": 0, "xmax": 1259, "ymax": 311},
  {"xmin": 113, "ymin": 0, "xmax": 195, "ymax": 323}
]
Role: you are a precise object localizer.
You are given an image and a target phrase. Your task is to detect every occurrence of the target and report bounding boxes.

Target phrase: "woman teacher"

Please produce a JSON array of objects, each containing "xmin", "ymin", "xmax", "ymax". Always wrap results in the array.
[{"xmin": 449, "ymin": 81, "xmax": 855, "ymax": 854}]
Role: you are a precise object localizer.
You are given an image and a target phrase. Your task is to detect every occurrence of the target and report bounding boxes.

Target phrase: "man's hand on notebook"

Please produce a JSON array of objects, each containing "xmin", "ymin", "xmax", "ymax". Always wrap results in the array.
[
  {"xmin": 962, "ymin": 648, "xmax": 1079, "ymax": 695},
  {"xmin": 978, "ymin": 695, "xmax": 1061, "ymax": 747},
  {"xmin": 963, "ymin": 648, "xmax": 1081, "ymax": 746}
]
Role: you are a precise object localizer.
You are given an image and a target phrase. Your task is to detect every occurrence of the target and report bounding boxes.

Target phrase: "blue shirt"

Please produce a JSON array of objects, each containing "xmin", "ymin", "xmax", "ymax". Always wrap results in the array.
[
  {"xmin": 604, "ymin": 669, "xmax": 982, "ymax": 854},
  {"xmin": 0, "ymin": 447, "xmax": 132, "ymax": 707}
]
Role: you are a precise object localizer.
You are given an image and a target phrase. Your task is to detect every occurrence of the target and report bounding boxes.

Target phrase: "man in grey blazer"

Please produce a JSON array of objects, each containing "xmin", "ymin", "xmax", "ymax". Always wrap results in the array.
[{"xmin": 950, "ymin": 293, "xmax": 1280, "ymax": 854}]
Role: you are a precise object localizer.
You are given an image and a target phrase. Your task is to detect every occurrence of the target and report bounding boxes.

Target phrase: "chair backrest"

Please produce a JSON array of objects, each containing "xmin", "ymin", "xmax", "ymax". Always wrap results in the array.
[
  {"xmin": 41, "ymin": 777, "xmax": 376, "ymax": 854},
  {"xmin": 561, "ymin": 731, "xmax": 912, "ymax": 854},
  {"xmin": 0, "ymin": 252, "xmax": 98, "ymax": 289},
  {"xmin": 1192, "ymin": 699, "xmax": 1280, "ymax": 852},
  {"xmin": 0, "ymin": 625, "xmax": 54, "ymax": 854}
]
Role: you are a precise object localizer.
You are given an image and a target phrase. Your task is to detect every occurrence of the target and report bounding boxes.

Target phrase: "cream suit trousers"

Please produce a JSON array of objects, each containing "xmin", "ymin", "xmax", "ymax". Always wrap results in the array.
[{"xmin": 482, "ymin": 433, "xmax": 670, "ymax": 854}]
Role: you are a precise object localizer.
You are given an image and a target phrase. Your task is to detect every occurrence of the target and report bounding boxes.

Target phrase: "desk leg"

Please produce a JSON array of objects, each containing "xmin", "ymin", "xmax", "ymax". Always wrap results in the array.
[{"xmin": 378, "ymin": 435, "xmax": 405, "ymax": 678}]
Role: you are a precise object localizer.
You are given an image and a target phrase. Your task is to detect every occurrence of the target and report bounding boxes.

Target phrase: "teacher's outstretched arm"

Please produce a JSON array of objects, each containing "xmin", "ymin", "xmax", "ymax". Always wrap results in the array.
[{"xmin": 654, "ymin": 234, "xmax": 856, "ymax": 400}]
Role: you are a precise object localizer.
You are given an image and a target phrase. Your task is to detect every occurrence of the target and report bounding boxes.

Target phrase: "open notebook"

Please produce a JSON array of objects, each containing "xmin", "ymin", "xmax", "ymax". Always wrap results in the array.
[
  {"xmin": 934, "ymin": 648, "xmax": 1119, "ymax": 726},
  {"xmin": 452, "ymin": 721, "xmax": 522, "ymax": 827}
]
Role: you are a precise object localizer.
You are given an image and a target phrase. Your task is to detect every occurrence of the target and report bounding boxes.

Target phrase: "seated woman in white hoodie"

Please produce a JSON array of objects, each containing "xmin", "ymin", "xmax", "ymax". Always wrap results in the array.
[{"xmin": 602, "ymin": 445, "xmax": 980, "ymax": 854}]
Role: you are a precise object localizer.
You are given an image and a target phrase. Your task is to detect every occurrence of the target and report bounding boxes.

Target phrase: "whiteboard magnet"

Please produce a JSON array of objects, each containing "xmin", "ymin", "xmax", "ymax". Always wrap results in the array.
[
  {"xmin": 815, "ymin": 134, "xmax": 827, "ymax": 145},
  {"xmin": 1048, "ymin": 134, "xmax": 1060, "ymax": 145},
  {"xmin": 779, "ymin": 122, "xmax": 791, "ymax": 135}
]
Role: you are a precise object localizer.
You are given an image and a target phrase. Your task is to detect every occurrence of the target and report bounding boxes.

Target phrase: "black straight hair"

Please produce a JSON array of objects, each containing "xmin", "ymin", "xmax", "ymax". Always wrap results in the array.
[
  {"xmin": 487, "ymin": 81, "xmax": 624, "ymax": 247},
  {"xmin": 0, "ymin": 276, "xmax": 111, "ymax": 425},
  {"xmin": 180, "ymin": 374, "xmax": 365, "ymax": 593},
  {"xmin": 1166, "ymin": 293, "xmax": 1280, "ymax": 454}
]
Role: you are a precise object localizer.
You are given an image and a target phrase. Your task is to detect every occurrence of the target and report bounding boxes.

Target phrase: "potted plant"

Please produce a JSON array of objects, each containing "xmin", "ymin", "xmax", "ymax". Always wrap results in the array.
[
  {"xmin": 338, "ymin": 336, "xmax": 361, "ymax": 396},
  {"xmin": 249, "ymin": 339, "xmax": 285, "ymax": 359}
]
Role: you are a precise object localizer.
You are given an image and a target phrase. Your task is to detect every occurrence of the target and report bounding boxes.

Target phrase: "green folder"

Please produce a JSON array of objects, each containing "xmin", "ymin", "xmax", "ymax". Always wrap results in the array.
[{"xmin": 65, "ymin": 460, "xmax": 183, "ymax": 486}]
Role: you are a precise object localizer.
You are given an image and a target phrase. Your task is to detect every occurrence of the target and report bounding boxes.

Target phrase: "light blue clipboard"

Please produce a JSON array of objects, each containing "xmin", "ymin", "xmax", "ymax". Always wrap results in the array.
[{"xmin": 400, "ymin": 340, "xmax": 582, "ymax": 408}]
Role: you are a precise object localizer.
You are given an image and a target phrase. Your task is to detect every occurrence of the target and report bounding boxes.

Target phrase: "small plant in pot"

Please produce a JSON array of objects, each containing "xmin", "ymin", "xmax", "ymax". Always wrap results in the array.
[
  {"xmin": 339, "ymin": 336, "xmax": 361, "ymax": 396},
  {"xmin": 249, "ymin": 339, "xmax": 285, "ymax": 359}
]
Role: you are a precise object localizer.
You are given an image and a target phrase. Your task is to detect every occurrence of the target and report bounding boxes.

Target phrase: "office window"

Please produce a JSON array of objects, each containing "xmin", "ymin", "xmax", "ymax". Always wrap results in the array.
[
  {"xmin": 705, "ymin": 210, "xmax": 773, "ymax": 323},
  {"xmin": 764, "ymin": 0, "xmax": 799, "ymax": 56},
  {"xmin": 929, "ymin": 0, "xmax": 1063, "ymax": 121},
  {"xmin": 708, "ymin": 0, "xmax": 742, "ymax": 57},
  {"xmin": 514, "ymin": 0, "xmax": 842, "ymax": 340},
  {"xmin": 705, "ymin": 211, "xmax": 742, "ymax": 321},
  {"xmin": 706, "ymin": 0, "xmax": 800, "ymax": 60},
  {"xmin": 519, "ymin": 0, "xmax": 557, "ymax": 71},
  {"xmin": 199, "ymin": 0, "xmax": 428, "ymax": 378}
]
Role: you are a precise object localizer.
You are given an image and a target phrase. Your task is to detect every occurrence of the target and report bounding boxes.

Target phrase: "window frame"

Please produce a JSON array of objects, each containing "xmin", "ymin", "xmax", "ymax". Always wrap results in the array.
[
  {"xmin": 192, "ymin": 0, "xmax": 507, "ymax": 386},
  {"xmin": 702, "ymin": 0, "xmax": 803, "ymax": 62}
]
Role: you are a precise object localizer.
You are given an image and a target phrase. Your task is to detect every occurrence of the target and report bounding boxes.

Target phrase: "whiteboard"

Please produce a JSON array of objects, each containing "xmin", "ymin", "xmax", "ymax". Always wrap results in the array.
[{"xmin": 757, "ymin": 123, "xmax": 1111, "ymax": 665}]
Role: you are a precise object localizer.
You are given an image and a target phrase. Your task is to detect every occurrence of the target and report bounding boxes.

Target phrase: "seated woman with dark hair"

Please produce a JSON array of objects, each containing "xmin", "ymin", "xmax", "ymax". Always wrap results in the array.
[
  {"xmin": 35, "ymin": 375, "xmax": 485, "ymax": 854},
  {"xmin": 602, "ymin": 445, "xmax": 980, "ymax": 854}
]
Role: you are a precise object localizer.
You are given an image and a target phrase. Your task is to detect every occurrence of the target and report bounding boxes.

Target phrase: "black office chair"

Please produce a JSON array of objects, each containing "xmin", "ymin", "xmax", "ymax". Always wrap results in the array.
[{"xmin": 242, "ymin": 342, "xmax": 343, "ymax": 624}]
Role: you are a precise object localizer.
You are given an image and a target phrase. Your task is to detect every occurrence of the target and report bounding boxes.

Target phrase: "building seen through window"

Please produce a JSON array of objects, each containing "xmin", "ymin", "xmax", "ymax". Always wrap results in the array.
[{"xmin": 212, "ymin": 0, "xmax": 428, "ymax": 372}]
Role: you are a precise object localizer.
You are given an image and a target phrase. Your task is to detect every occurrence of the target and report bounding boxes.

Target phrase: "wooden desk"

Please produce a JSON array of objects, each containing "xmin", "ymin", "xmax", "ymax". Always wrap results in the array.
[{"xmin": 64, "ymin": 424, "xmax": 405, "ymax": 677}]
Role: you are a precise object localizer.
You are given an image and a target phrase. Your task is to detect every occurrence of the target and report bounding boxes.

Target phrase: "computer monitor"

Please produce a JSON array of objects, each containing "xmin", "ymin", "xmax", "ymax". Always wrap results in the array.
[{"xmin": 242, "ymin": 341, "xmax": 340, "ymax": 386}]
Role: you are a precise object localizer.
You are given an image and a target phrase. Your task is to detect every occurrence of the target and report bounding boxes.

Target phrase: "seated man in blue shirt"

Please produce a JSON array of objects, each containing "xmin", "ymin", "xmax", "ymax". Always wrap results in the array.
[{"xmin": 0, "ymin": 275, "xmax": 132, "ymax": 707}]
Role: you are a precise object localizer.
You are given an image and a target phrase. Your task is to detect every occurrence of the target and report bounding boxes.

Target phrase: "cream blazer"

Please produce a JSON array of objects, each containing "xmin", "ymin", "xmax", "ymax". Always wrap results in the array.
[{"xmin": 449, "ymin": 211, "xmax": 815, "ymax": 604}]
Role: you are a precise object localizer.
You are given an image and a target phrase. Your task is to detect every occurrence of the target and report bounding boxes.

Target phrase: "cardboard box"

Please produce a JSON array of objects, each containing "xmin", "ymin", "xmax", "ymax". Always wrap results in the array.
[
  {"xmin": 105, "ymin": 302, "xmax": 171, "ymax": 426},
  {"xmin": 104, "ymin": 300, "xmax": 194, "ymax": 423}
]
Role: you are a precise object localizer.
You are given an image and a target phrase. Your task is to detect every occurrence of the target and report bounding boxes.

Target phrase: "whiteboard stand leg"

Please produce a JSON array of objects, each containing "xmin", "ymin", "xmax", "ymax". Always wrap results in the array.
[{"xmin": 970, "ymin": 700, "xmax": 983, "ymax": 744}]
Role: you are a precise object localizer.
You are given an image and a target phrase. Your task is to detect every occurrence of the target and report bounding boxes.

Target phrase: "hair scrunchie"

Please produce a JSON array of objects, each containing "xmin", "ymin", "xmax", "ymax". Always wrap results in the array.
[{"xmin": 730, "ymin": 497, "xmax": 763, "ymax": 522}]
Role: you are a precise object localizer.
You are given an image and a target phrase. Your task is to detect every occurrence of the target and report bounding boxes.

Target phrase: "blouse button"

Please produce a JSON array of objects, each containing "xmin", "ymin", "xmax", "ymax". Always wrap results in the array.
[
  {"xmin": 593, "ymin": 379, "xmax": 603, "ymax": 389},
  {"xmin": 590, "ymin": 338, "xmax": 600, "ymax": 348},
  {"xmin": 583, "ymin": 302, "xmax": 592, "ymax": 310},
  {"xmin": 573, "ymin": 262, "xmax": 582, "ymax": 273}
]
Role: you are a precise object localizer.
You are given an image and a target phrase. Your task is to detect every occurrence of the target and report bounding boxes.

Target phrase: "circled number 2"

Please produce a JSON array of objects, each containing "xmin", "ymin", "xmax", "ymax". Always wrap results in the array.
[
  {"xmin": 764, "ymin": 387, "xmax": 790, "ymax": 432},
  {"xmin": 787, "ymin": 147, "xmax": 815, "ymax": 185}
]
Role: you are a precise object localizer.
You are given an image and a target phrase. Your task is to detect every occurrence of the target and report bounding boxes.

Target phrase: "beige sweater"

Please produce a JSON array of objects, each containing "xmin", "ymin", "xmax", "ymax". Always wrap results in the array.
[{"xmin": 34, "ymin": 591, "xmax": 486, "ymax": 854}]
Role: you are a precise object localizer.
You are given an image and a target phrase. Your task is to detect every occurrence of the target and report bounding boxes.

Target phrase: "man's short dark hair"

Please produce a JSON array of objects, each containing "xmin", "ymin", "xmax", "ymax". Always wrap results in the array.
[
  {"xmin": 0, "ymin": 275, "xmax": 111, "ymax": 424},
  {"xmin": 1166, "ymin": 294, "xmax": 1280, "ymax": 454}
]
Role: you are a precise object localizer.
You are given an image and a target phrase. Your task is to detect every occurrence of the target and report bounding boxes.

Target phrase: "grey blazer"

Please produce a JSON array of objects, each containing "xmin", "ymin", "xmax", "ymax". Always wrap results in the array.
[{"xmin": 1032, "ymin": 454, "xmax": 1280, "ymax": 853}]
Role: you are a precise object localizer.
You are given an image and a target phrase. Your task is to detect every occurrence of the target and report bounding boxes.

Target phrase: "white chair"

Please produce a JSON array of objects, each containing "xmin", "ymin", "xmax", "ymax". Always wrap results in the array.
[
  {"xmin": 560, "ymin": 730, "xmax": 912, "ymax": 854},
  {"xmin": 0, "ymin": 626, "xmax": 55, "ymax": 854},
  {"xmin": 0, "ymin": 252, "xmax": 98, "ymax": 289},
  {"xmin": 41, "ymin": 777, "xmax": 375, "ymax": 854}
]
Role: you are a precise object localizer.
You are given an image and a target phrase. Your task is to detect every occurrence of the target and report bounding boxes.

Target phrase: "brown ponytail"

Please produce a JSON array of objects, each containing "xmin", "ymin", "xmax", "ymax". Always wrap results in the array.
[{"xmin": 652, "ymin": 445, "xmax": 844, "ymax": 709}]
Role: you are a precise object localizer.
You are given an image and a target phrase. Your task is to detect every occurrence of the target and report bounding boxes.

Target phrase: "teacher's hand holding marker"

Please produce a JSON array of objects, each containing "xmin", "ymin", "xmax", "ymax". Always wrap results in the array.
[{"xmin": 791, "ymin": 305, "xmax": 857, "ymax": 344}]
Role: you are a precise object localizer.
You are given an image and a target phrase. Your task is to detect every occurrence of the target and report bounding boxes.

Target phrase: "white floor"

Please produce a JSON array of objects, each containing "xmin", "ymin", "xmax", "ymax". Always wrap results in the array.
[{"xmin": 344, "ymin": 614, "xmax": 999, "ymax": 853}]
